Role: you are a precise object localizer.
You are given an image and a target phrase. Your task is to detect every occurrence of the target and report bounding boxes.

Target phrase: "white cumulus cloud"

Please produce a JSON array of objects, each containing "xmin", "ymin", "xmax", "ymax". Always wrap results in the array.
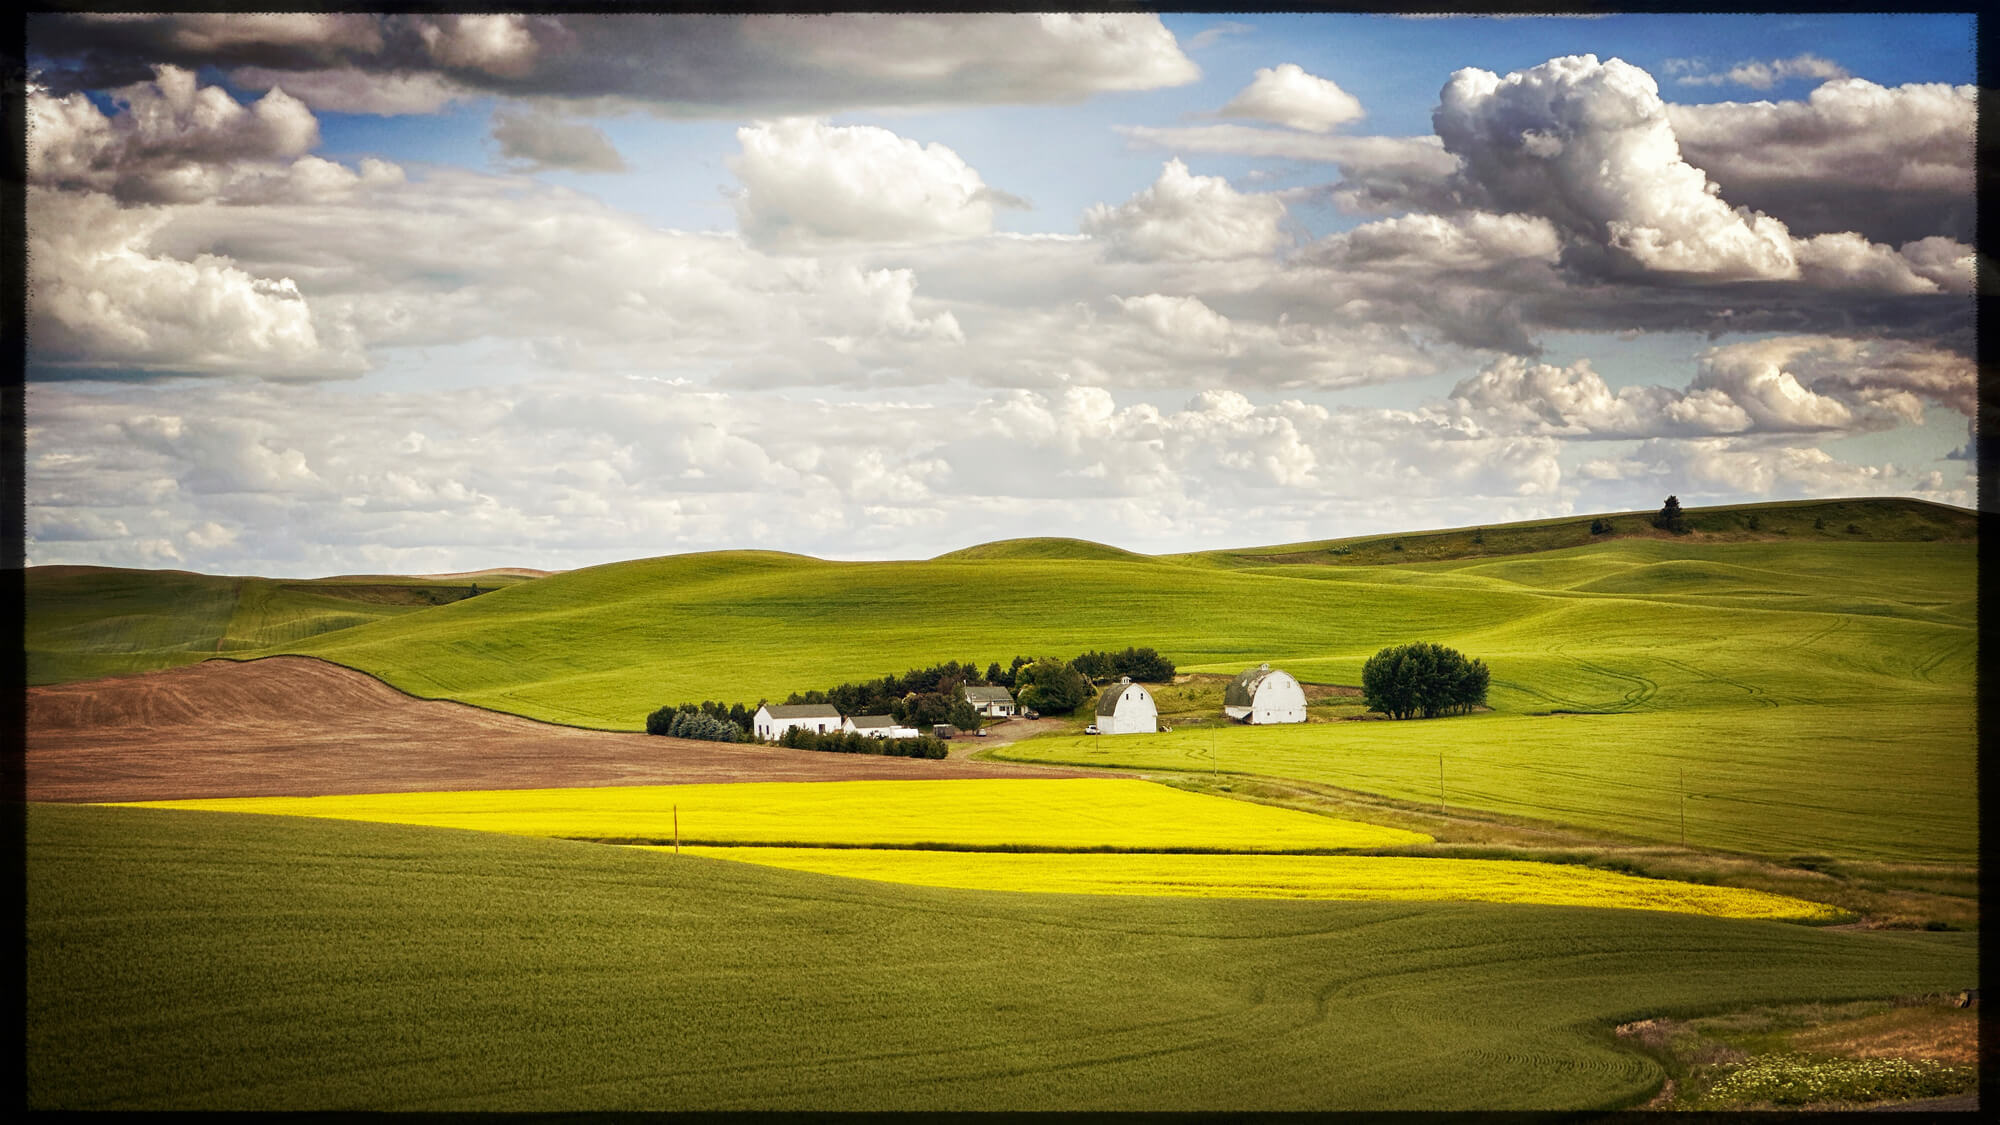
[
  {"xmin": 1082, "ymin": 159, "xmax": 1288, "ymax": 261},
  {"xmin": 732, "ymin": 118, "xmax": 1013, "ymax": 251},
  {"xmin": 1218, "ymin": 63, "xmax": 1365, "ymax": 132}
]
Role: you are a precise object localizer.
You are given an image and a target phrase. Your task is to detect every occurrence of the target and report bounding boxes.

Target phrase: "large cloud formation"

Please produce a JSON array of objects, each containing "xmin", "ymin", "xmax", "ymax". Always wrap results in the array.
[
  {"xmin": 1669, "ymin": 79, "xmax": 1977, "ymax": 245},
  {"xmin": 1448, "ymin": 336, "xmax": 1975, "ymax": 440},
  {"xmin": 29, "ymin": 12, "xmax": 1200, "ymax": 116}
]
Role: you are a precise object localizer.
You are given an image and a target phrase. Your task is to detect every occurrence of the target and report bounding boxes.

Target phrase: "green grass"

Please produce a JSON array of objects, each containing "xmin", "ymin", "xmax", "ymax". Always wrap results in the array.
[
  {"xmin": 25, "ymin": 566, "xmax": 537, "ymax": 685},
  {"xmin": 25, "ymin": 500, "xmax": 1973, "ymax": 865},
  {"xmin": 1173, "ymin": 496, "xmax": 1975, "ymax": 569},
  {"xmin": 27, "ymin": 803, "xmax": 1978, "ymax": 1111}
]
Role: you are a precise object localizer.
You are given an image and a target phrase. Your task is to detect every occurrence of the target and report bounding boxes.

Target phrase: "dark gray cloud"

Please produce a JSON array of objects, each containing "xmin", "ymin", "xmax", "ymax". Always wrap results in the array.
[
  {"xmin": 1668, "ymin": 80, "xmax": 1976, "ymax": 246},
  {"xmin": 29, "ymin": 12, "xmax": 1200, "ymax": 116}
]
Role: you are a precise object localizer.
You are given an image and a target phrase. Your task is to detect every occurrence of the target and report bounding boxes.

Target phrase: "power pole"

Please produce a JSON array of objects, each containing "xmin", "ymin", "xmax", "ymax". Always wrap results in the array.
[
  {"xmin": 674, "ymin": 805, "xmax": 680, "ymax": 855},
  {"xmin": 1439, "ymin": 749, "xmax": 1445, "ymax": 816}
]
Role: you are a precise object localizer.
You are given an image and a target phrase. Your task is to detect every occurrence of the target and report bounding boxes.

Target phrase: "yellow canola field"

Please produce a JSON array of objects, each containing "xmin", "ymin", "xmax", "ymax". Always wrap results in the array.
[
  {"xmin": 662, "ymin": 848, "xmax": 1844, "ymax": 922},
  {"xmin": 116, "ymin": 777, "xmax": 1432, "ymax": 851}
]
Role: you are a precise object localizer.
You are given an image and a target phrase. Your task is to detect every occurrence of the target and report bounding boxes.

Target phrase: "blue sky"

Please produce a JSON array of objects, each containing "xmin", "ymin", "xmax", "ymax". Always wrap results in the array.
[{"xmin": 23, "ymin": 11, "xmax": 1979, "ymax": 575}]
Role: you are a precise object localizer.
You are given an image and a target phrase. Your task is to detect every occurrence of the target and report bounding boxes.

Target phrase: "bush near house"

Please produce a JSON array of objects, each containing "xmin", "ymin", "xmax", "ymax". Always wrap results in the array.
[
  {"xmin": 775, "ymin": 726, "xmax": 948, "ymax": 759},
  {"xmin": 645, "ymin": 702, "xmax": 751, "ymax": 741}
]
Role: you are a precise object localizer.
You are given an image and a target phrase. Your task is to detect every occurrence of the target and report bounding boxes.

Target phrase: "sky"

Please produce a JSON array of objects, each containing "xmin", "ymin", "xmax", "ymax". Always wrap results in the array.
[{"xmin": 21, "ymin": 11, "xmax": 1980, "ymax": 577}]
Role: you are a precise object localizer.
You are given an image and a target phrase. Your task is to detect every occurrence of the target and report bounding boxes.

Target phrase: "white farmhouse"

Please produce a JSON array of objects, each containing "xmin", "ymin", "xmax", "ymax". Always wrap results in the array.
[
  {"xmin": 1224, "ymin": 663, "xmax": 1307, "ymax": 724},
  {"xmin": 962, "ymin": 684, "xmax": 1016, "ymax": 717},
  {"xmin": 1093, "ymin": 676, "xmax": 1157, "ymax": 735},
  {"xmin": 754, "ymin": 703, "xmax": 842, "ymax": 739},
  {"xmin": 843, "ymin": 714, "xmax": 922, "ymax": 739}
]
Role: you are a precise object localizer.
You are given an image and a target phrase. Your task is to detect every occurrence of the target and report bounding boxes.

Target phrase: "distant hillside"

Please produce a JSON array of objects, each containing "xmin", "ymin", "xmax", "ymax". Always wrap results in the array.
[
  {"xmin": 1174, "ymin": 496, "xmax": 1975, "ymax": 569},
  {"xmin": 23, "ymin": 566, "xmax": 543, "ymax": 685},
  {"xmin": 933, "ymin": 537, "xmax": 1155, "ymax": 563}
]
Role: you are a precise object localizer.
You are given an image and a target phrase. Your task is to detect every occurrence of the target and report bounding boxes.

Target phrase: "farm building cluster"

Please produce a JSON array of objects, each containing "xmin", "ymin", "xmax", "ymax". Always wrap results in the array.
[{"xmin": 752, "ymin": 663, "xmax": 1308, "ymax": 740}]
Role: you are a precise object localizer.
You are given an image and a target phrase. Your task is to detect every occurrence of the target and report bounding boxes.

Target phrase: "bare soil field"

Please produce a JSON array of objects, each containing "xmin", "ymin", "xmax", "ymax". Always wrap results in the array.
[{"xmin": 26, "ymin": 656, "xmax": 1094, "ymax": 803}]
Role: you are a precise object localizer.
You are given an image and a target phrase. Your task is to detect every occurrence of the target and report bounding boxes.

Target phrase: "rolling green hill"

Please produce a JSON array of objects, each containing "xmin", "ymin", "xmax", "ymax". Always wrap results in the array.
[
  {"xmin": 28, "ymin": 803, "xmax": 1977, "ymax": 1111},
  {"xmin": 26, "ymin": 498, "xmax": 1974, "ymax": 860},
  {"xmin": 931, "ymin": 536, "xmax": 1158, "ymax": 562},
  {"xmin": 24, "ymin": 566, "xmax": 540, "ymax": 685}
]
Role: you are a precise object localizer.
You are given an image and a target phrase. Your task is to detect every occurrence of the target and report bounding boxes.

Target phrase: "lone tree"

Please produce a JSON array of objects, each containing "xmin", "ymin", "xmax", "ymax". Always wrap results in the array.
[
  {"xmin": 1360, "ymin": 643, "xmax": 1489, "ymax": 720},
  {"xmin": 1652, "ymin": 495, "xmax": 1687, "ymax": 533}
]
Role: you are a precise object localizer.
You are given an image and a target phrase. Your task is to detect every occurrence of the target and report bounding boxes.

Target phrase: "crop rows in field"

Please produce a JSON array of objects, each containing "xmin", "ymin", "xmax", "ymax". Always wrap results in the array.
[
  {"xmin": 28, "ymin": 803, "xmax": 1977, "ymax": 1111},
  {"xmin": 665, "ymin": 847, "xmax": 1843, "ymax": 922},
  {"xmin": 116, "ymin": 778, "xmax": 1839, "ymax": 921},
  {"xmin": 116, "ymin": 778, "xmax": 1431, "ymax": 851}
]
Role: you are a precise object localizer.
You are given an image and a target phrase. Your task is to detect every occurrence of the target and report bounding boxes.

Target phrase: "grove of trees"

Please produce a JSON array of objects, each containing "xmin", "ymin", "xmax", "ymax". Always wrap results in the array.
[
  {"xmin": 646, "ymin": 645, "xmax": 1179, "ymax": 739},
  {"xmin": 645, "ymin": 702, "xmax": 752, "ymax": 741},
  {"xmin": 1360, "ymin": 643, "xmax": 1489, "ymax": 720},
  {"xmin": 1013, "ymin": 658, "xmax": 1092, "ymax": 715}
]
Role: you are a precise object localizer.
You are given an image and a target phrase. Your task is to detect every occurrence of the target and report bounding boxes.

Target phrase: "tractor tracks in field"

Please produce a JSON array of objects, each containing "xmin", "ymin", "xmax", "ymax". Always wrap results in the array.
[{"xmin": 1548, "ymin": 642, "xmax": 1657, "ymax": 712}]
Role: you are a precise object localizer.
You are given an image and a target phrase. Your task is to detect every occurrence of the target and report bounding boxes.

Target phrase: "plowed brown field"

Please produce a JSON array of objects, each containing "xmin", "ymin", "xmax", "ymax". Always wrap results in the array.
[{"xmin": 26, "ymin": 656, "xmax": 1094, "ymax": 802}]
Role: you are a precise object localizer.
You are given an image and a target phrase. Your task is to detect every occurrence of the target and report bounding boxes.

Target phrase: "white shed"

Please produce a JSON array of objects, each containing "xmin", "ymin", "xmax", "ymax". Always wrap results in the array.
[
  {"xmin": 1224, "ymin": 663, "xmax": 1307, "ymax": 724},
  {"xmin": 754, "ymin": 703, "xmax": 842, "ymax": 739},
  {"xmin": 1093, "ymin": 676, "xmax": 1157, "ymax": 735},
  {"xmin": 843, "ymin": 714, "xmax": 922, "ymax": 739}
]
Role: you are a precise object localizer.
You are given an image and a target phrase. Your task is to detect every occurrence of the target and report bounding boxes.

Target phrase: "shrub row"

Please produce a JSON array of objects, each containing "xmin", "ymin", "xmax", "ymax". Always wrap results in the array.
[{"xmin": 774, "ymin": 726, "xmax": 948, "ymax": 759}]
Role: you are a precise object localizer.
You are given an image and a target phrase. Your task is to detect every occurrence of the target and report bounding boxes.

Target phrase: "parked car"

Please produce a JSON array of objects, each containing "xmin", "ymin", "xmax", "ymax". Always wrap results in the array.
[
  {"xmin": 1084, "ymin": 725, "xmax": 1100, "ymax": 735},
  {"xmin": 1022, "ymin": 709, "xmax": 1040, "ymax": 720}
]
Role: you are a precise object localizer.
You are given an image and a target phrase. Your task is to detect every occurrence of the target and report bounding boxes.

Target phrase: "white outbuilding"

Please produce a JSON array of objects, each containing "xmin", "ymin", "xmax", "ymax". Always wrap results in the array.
[
  {"xmin": 1224, "ymin": 663, "xmax": 1307, "ymax": 724},
  {"xmin": 843, "ymin": 714, "xmax": 922, "ymax": 739},
  {"xmin": 754, "ymin": 703, "xmax": 842, "ymax": 739},
  {"xmin": 1093, "ymin": 676, "xmax": 1157, "ymax": 735}
]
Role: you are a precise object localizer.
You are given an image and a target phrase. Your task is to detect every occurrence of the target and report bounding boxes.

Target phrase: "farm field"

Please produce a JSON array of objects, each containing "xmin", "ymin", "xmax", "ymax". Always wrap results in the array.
[
  {"xmin": 27, "ymin": 803, "xmax": 1977, "ymax": 1111},
  {"xmin": 25, "ymin": 656, "xmax": 1089, "ymax": 803},
  {"xmin": 23, "ymin": 499, "xmax": 1974, "ymax": 866},
  {"xmin": 116, "ymin": 777, "xmax": 1433, "ymax": 851},
  {"xmin": 668, "ymin": 847, "xmax": 1843, "ymax": 921},
  {"xmin": 989, "ymin": 700, "xmax": 1975, "ymax": 864}
]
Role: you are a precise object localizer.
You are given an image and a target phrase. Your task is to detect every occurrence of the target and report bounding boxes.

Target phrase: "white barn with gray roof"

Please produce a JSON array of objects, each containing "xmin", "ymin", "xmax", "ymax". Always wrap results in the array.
[
  {"xmin": 754, "ymin": 702, "xmax": 842, "ymax": 739},
  {"xmin": 1094, "ymin": 676, "xmax": 1157, "ymax": 735},
  {"xmin": 1225, "ymin": 663, "xmax": 1306, "ymax": 724}
]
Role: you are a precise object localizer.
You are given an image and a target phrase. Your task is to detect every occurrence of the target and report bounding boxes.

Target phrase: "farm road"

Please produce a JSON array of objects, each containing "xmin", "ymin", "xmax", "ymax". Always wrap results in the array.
[{"xmin": 26, "ymin": 656, "xmax": 1098, "ymax": 803}]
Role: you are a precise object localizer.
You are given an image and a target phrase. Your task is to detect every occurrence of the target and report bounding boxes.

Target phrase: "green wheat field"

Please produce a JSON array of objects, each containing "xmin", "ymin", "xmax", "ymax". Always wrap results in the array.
[{"xmin": 25, "ymin": 497, "xmax": 1979, "ymax": 1109}]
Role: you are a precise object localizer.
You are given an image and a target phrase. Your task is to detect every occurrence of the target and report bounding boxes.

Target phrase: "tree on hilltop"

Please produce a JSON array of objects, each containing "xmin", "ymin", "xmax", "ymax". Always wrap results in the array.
[{"xmin": 1652, "ymin": 495, "xmax": 1687, "ymax": 533}]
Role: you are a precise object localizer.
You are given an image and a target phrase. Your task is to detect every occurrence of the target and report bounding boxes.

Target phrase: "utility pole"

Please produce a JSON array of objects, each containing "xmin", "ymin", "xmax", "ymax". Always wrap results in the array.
[
  {"xmin": 1439, "ymin": 749, "xmax": 1445, "ymax": 816},
  {"xmin": 674, "ymin": 804, "xmax": 680, "ymax": 854}
]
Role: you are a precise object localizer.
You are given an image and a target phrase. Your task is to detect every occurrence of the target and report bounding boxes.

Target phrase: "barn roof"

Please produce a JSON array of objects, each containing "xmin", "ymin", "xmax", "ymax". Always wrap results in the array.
[
  {"xmin": 846, "ymin": 714, "xmax": 897, "ymax": 729},
  {"xmin": 962, "ymin": 685, "xmax": 1015, "ymax": 704},
  {"xmin": 763, "ymin": 703, "xmax": 841, "ymax": 719},
  {"xmin": 1225, "ymin": 663, "xmax": 1281, "ymax": 707},
  {"xmin": 1095, "ymin": 677, "xmax": 1147, "ymax": 717}
]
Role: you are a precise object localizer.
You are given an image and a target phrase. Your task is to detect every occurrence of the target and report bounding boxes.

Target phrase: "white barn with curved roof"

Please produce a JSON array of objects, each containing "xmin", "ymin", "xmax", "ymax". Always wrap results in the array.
[
  {"xmin": 1094, "ymin": 676, "xmax": 1157, "ymax": 735},
  {"xmin": 1224, "ymin": 663, "xmax": 1306, "ymax": 724}
]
